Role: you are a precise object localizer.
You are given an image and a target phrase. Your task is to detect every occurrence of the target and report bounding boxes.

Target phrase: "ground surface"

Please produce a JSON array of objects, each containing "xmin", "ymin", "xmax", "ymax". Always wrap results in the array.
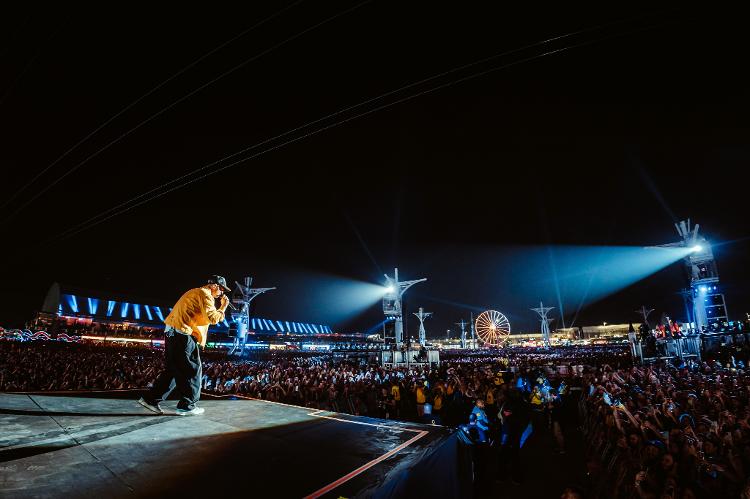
[{"xmin": 0, "ymin": 393, "xmax": 450, "ymax": 498}]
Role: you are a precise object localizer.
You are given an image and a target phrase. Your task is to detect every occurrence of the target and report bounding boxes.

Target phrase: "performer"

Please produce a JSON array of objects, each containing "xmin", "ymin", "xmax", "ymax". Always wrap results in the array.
[{"xmin": 138, "ymin": 275, "xmax": 231, "ymax": 415}]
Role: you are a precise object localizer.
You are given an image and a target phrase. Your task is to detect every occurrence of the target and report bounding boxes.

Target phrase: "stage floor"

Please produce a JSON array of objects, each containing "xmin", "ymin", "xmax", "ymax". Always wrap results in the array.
[{"xmin": 0, "ymin": 392, "xmax": 451, "ymax": 498}]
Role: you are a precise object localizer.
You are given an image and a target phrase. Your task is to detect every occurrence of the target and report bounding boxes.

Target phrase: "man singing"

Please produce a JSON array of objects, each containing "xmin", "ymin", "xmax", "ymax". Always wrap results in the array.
[{"xmin": 138, "ymin": 275, "xmax": 231, "ymax": 415}]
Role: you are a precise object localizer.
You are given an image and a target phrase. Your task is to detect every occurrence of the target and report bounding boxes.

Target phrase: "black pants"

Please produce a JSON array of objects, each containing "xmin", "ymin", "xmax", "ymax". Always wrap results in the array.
[{"xmin": 149, "ymin": 331, "xmax": 202, "ymax": 410}]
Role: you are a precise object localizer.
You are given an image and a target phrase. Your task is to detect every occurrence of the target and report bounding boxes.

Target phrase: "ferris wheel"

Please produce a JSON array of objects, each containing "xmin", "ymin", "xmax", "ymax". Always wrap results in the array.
[{"xmin": 475, "ymin": 310, "xmax": 511, "ymax": 346}]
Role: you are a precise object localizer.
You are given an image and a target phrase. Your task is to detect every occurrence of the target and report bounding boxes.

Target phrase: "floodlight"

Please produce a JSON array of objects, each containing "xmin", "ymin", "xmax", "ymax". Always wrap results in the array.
[{"xmin": 691, "ymin": 245, "xmax": 703, "ymax": 252}]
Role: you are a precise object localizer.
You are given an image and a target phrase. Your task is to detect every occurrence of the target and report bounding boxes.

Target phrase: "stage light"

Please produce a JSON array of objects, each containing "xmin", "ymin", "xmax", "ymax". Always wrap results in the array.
[
  {"xmin": 385, "ymin": 285, "xmax": 395, "ymax": 294},
  {"xmin": 699, "ymin": 286, "xmax": 707, "ymax": 292},
  {"xmin": 67, "ymin": 295, "xmax": 79, "ymax": 313},
  {"xmin": 691, "ymin": 245, "xmax": 703, "ymax": 252}
]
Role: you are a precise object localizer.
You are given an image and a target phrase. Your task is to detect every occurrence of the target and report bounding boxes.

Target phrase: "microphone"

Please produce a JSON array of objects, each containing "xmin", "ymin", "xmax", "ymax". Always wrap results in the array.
[{"xmin": 223, "ymin": 296, "xmax": 237, "ymax": 311}]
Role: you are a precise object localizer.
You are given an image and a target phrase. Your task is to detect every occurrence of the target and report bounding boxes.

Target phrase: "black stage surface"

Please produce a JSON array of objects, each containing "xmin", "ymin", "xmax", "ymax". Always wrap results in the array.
[{"xmin": 0, "ymin": 392, "xmax": 452, "ymax": 498}]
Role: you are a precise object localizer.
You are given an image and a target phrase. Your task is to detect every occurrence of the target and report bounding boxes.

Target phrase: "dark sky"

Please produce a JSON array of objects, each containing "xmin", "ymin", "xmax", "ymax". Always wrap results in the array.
[{"xmin": 1, "ymin": 3, "xmax": 748, "ymax": 335}]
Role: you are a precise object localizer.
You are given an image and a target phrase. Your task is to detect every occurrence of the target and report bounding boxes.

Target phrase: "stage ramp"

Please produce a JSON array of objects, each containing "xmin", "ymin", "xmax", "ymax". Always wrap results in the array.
[{"xmin": 0, "ymin": 393, "xmax": 456, "ymax": 498}]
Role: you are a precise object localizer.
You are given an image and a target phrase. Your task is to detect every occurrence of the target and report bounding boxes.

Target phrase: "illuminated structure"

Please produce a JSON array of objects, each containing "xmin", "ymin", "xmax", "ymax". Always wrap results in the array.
[
  {"xmin": 455, "ymin": 318, "xmax": 468, "ymax": 349},
  {"xmin": 382, "ymin": 268, "xmax": 426, "ymax": 345},
  {"xmin": 412, "ymin": 307, "xmax": 432, "ymax": 345},
  {"xmin": 664, "ymin": 220, "xmax": 729, "ymax": 331},
  {"xmin": 475, "ymin": 310, "xmax": 511, "ymax": 347},
  {"xmin": 531, "ymin": 301, "xmax": 554, "ymax": 348},
  {"xmin": 37, "ymin": 283, "xmax": 332, "ymax": 341},
  {"xmin": 469, "ymin": 312, "xmax": 476, "ymax": 349},
  {"xmin": 228, "ymin": 277, "xmax": 276, "ymax": 356}
]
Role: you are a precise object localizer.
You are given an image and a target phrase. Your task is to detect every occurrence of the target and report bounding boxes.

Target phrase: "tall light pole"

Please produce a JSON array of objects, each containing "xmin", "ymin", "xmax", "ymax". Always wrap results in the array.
[
  {"xmin": 656, "ymin": 219, "xmax": 728, "ymax": 332},
  {"xmin": 469, "ymin": 312, "xmax": 476, "ymax": 349},
  {"xmin": 228, "ymin": 277, "xmax": 276, "ymax": 356},
  {"xmin": 531, "ymin": 301, "xmax": 554, "ymax": 348},
  {"xmin": 383, "ymin": 268, "xmax": 427, "ymax": 346},
  {"xmin": 455, "ymin": 318, "xmax": 468, "ymax": 349},
  {"xmin": 635, "ymin": 306, "xmax": 655, "ymax": 328},
  {"xmin": 413, "ymin": 307, "xmax": 432, "ymax": 345}
]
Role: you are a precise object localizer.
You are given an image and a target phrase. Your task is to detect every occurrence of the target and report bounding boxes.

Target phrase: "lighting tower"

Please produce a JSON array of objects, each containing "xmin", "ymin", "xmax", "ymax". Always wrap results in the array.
[
  {"xmin": 531, "ymin": 301, "xmax": 554, "ymax": 347},
  {"xmin": 665, "ymin": 219, "xmax": 728, "ymax": 332},
  {"xmin": 469, "ymin": 312, "xmax": 476, "ymax": 349},
  {"xmin": 635, "ymin": 306, "xmax": 654, "ymax": 327},
  {"xmin": 413, "ymin": 307, "xmax": 432, "ymax": 345},
  {"xmin": 228, "ymin": 277, "xmax": 276, "ymax": 356},
  {"xmin": 455, "ymin": 318, "xmax": 468, "ymax": 349},
  {"xmin": 383, "ymin": 268, "xmax": 427, "ymax": 346}
]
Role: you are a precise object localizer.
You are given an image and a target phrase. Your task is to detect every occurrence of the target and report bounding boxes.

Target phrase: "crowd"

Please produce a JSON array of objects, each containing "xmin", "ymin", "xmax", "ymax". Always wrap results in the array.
[
  {"xmin": 0, "ymin": 341, "xmax": 605, "ymax": 429},
  {"xmin": 0, "ymin": 342, "xmax": 166, "ymax": 391},
  {"xmin": 580, "ymin": 353, "xmax": 750, "ymax": 498},
  {"xmin": 7, "ymin": 338, "xmax": 750, "ymax": 497}
]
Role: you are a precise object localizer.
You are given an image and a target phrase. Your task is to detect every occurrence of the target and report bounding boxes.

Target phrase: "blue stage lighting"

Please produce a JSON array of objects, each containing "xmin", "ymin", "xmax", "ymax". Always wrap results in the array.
[
  {"xmin": 107, "ymin": 300, "xmax": 116, "ymax": 317},
  {"xmin": 121, "ymin": 302, "xmax": 129, "ymax": 318},
  {"xmin": 133, "ymin": 304, "xmax": 141, "ymax": 320},
  {"xmin": 273, "ymin": 270, "xmax": 388, "ymax": 329},
  {"xmin": 87, "ymin": 297, "xmax": 98, "ymax": 315},
  {"xmin": 67, "ymin": 295, "xmax": 79, "ymax": 314},
  {"xmin": 691, "ymin": 245, "xmax": 703, "ymax": 252},
  {"xmin": 144, "ymin": 305, "xmax": 153, "ymax": 321},
  {"xmin": 153, "ymin": 306, "xmax": 164, "ymax": 321}
]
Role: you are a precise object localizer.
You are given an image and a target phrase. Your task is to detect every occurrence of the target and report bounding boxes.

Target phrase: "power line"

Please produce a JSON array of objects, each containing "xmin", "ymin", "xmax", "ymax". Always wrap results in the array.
[
  {"xmin": 51, "ymin": 14, "xmax": 667, "ymax": 242},
  {"xmin": 2, "ymin": 0, "xmax": 370, "ymax": 224},
  {"xmin": 0, "ymin": 0, "xmax": 304, "ymax": 211},
  {"xmin": 48, "ymin": 17, "xmax": 683, "ymax": 244}
]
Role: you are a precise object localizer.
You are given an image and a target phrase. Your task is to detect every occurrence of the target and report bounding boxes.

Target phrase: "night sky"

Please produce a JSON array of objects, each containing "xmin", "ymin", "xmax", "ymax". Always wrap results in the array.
[{"xmin": 1, "ymin": 4, "xmax": 748, "ymax": 336}]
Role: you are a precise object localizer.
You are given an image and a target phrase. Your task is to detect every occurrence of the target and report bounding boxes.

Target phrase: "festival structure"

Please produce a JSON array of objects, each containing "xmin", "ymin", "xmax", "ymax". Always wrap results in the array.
[
  {"xmin": 628, "ymin": 219, "xmax": 737, "ymax": 364},
  {"xmin": 227, "ymin": 276, "xmax": 275, "ymax": 356},
  {"xmin": 380, "ymin": 268, "xmax": 439, "ymax": 366}
]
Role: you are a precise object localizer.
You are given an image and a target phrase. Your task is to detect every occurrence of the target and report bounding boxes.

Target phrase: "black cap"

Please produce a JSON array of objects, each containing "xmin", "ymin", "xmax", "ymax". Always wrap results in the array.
[{"xmin": 207, "ymin": 275, "xmax": 231, "ymax": 293}]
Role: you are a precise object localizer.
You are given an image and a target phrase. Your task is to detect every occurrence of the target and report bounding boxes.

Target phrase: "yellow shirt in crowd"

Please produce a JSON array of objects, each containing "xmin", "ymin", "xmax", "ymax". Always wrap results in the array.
[
  {"xmin": 164, "ymin": 287, "xmax": 225, "ymax": 347},
  {"xmin": 391, "ymin": 385, "xmax": 401, "ymax": 401},
  {"xmin": 434, "ymin": 394, "xmax": 442, "ymax": 411}
]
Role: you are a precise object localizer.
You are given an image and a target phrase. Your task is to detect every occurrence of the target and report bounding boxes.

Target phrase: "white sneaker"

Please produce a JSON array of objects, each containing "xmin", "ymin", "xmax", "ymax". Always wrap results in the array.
[
  {"xmin": 175, "ymin": 406, "xmax": 205, "ymax": 416},
  {"xmin": 138, "ymin": 397, "xmax": 163, "ymax": 414}
]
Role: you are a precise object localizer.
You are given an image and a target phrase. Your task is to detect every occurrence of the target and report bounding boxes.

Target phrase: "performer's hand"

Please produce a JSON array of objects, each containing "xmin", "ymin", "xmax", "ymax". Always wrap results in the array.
[{"xmin": 220, "ymin": 294, "xmax": 229, "ymax": 309}]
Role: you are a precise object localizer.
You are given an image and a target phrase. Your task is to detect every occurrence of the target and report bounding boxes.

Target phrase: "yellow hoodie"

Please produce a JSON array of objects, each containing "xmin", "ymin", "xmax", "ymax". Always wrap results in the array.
[{"xmin": 164, "ymin": 287, "xmax": 225, "ymax": 346}]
